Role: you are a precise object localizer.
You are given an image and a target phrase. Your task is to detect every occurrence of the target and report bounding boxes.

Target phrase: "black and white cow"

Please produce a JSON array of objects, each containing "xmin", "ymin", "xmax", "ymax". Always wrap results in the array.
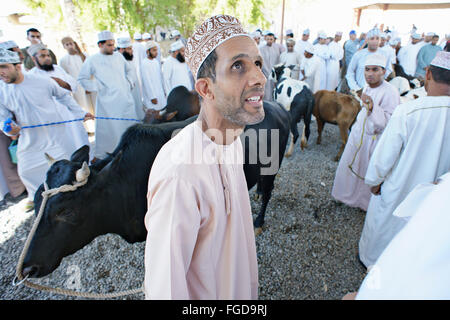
[{"xmin": 270, "ymin": 64, "xmax": 315, "ymax": 157}]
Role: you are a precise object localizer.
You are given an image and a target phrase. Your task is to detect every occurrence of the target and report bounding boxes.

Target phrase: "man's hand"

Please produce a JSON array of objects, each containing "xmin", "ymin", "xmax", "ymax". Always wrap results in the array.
[
  {"xmin": 84, "ymin": 113, "xmax": 95, "ymax": 121},
  {"xmin": 151, "ymin": 98, "xmax": 158, "ymax": 105},
  {"xmin": 51, "ymin": 77, "xmax": 71, "ymax": 91},
  {"xmin": 370, "ymin": 184, "xmax": 382, "ymax": 195},
  {"xmin": 360, "ymin": 93, "xmax": 374, "ymax": 112},
  {"xmin": 9, "ymin": 123, "xmax": 21, "ymax": 137}
]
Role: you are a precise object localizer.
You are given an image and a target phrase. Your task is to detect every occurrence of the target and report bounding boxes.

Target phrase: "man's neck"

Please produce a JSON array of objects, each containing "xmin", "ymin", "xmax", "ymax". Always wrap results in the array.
[
  {"xmin": 13, "ymin": 72, "xmax": 24, "ymax": 84},
  {"xmin": 426, "ymin": 83, "xmax": 450, "ymax": 97},
  {"xmin": 198, "ymin": 105, "xmax": 244, "ymax": 146},
  {"xmin": 368, "ymin": 80, "xmax": 383, "ymax": 89},
  {"xmin": 368, "ymin": 47, "xmax": 377, "ymax": 53}
]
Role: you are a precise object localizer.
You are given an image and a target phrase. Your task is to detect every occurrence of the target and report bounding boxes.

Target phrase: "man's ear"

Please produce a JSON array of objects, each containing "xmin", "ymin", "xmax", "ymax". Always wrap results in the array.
[
  {"xmin": 425, "ymin": 67, "xmax": 432, "ymax": 82},
  {"xmin": 195, "ymin": 78, "xmax": 214, "ymax": 101}
]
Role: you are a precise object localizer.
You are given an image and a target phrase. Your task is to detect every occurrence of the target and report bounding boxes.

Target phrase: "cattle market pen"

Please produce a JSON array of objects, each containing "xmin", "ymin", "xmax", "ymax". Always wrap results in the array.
[{"xmin": 0, "ymin": 121, "xmax": 366, "ymax": 300}]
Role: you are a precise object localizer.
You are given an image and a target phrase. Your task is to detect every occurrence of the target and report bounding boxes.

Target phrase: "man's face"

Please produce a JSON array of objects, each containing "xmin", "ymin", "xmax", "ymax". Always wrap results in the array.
[
  {"xmin": 367, "ymin": 36, "xmax": 380, "ymax": 51},
  {"xmin": 27, "ymin": 31, "xmax": 42, "ymax": 45},
  {"xmin": 99, "ymin": 40, "xmax": 115, "ymax": 55},
  {"xmin": 431, "ymin": 36, "xmax": 439, "ymax": 45},
  {"xmin": 148, "ymin": 46, "xmax": 158, "ymax": 59},
  {"xmin": 360, "ymin": 33, "xmax": 366, "ymax": 40},
  {"xmin": 412, "ymin": 38, "xmax": 420, "ymax": 44},
  {"xmin": 379, "ymin": 38, "xmax": 386, "ymax": 47},
  {"xmin": 335, "ymin": 35, "xmax": 342, "ymax": 42},
  {"xmin": 119, "ymin": 46, "xmax": 133, "ymax": 61},
  {"xmin": 304, "ymin": 51, "xmax": 313, "ymax": 59},
  {"xmin": 210, "ymin": 36, "xmax": 266, "ymax": 126},
  {"xmin": 287, "ymin": 43, "xmax": 294, "ymax": 52},
  {"xmin": 425, "ymin": 35, "xmax": 432, "ymax": 42},
  {"xmin": 63, "ymin": 41, "xmax": 77, "ymax": 54},
  {"xmin": 253, "ymin": 37, "xmax": 260, "ymax": 45},
  {"xmin": 364, "ymin": 65, "xmax": 385, "ymax": 86},
  {"xmin": 266, "ymin": 35, "xmax": 274, "ymax": 46},
  {"xmin": 179, "ymin": 47, "xmax": 185, "ymax": 57},
  {"xmin": 302, "ymin": 34, "xmax": 309, "ymax": 41},
  {"xmin": 34, "ymin": 49, "xmax": 53, "ymax": 71},
  {"xmin": 350, "ymin": 34, "xmax": 357, "ymax": 41},
  {"xmin": 0, "ymin": 64, "xmax": 21, "ymax": 83},
  {"xmin": 319, "ymin": 38, "xmax": 326, "ymax": 45}
]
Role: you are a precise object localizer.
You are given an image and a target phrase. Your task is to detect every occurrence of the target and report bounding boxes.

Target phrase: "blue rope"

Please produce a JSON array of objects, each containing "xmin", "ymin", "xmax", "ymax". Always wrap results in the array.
[{"xmin": 4, "ymin": 116, "xmax": 142, "ymax": 132}]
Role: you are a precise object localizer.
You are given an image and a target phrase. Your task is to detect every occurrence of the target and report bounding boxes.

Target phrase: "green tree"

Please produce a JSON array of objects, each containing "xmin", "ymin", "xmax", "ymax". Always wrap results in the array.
[{"xmin": 21, "ymin": 0, "xmax": 277, "ymax": 38}]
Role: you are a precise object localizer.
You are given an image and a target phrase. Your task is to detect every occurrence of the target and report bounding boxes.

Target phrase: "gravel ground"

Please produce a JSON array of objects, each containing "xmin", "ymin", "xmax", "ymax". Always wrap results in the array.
[{"xmin": 0, "ymin": 119, "xmax": 367, "ymax": 300}]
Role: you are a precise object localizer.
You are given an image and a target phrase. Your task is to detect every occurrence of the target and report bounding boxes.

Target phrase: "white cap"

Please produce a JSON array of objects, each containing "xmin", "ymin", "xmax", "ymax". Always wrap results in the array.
[
  {"xmin": 335, "ymin": 31, "xmax": 343, "ymax": 36},
  {"xmin": 389, "ymin": 38, "xmax": 399, "ymax": 46},
  {"xmin": 27, "ymin": 43, "xmax": 47, "ymax": 56},
  {"xmin": 170, "ymin": 40, "xmax": 184, "ymax": 52},
  {"xmin": 171, "ymin": 30, "xmax": 181, "ymax": 37},
  {"xmin": 380, "ymin": 33, "xmax": 387, "ymax": 39},
  {"xmin": 318, "ymin": 32, "xmax": 327, "ymax": 39},
  {"xmin": 364, "ymin": 53, "xmax": 386, "ymax": 68},
  {"xmin": 0, "ymin": 48, "xmax": 20, "ymax": 64},
  {"xmin": 262, "ymin": 30, "xmax": 270, "ymax": 36},
  {"xmin": 430, "ymin": 51, "xmax": 450, "ymax": 70},
  {"xmin": 426, "ymin": 32, "xmax": 436, "ymax": 37},
  {"xmin": 303, "ymin": 29, "xmax": 310, "ymax": 35},
  {"xmin": 145, "ymin": 40, "xmax": 158, "ymax": 50},
  {"xmin": 250, "ymin": 31, "xmax": 260, "ymax": 39},
  {"xmin": 412, "ymin": 33, "xmax": 421, "ymax": 40},
  {"xmin": 286, "ymin": 29, "xmax": 293, "ymax": 35},
  {"xmin": 133, "ymin": 32, "xmax": 142, "ymax": 40},
  {"xmin": 367, "ymin": 28, "xmax": 381, "ymax": 38},
  {"xmin": 0, "ymin": 40, "xmax": 18, "ymax": 50},
  {"xmin": 142, "ymin": 33, "xmax": 151, "ymax": 40},
  {"xmin": 98, "ymin": 30, "xmax": 114, "ymax": 42},
  {"xmin": 117, "ymin": 37, "xmax": 132, "ymax": 48},
  {"xmin": 304, "ymin": 43, "xmax": 314, "ymax": 54}
]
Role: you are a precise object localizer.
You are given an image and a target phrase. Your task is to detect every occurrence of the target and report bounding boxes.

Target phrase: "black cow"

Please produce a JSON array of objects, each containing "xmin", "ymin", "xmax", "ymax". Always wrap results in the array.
[
  {"xmin": 144, "ymin": 86, "xmax": 201, "ymax": 124},
  {"xmin": 23, "ymin": 101, "xmax": 290, "ymax": 278},
  {"xmin": 269, "ymin": 64, "xmax": 314, "ymax": 157},
  {"xmin": 393, "ymin": 64, "xmax": 423, "ymax": 89}
]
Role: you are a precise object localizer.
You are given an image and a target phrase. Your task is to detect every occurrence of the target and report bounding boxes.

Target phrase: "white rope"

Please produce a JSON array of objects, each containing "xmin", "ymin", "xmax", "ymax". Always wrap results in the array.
[{"xmin": 14, "ymin": 178, "xmax": 144, "ymax": 299}]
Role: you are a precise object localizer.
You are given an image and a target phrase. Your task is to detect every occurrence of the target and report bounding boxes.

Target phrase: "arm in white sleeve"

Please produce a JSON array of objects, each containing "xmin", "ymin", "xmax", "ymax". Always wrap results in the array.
[
  {"xmin": 144, "ymin": 177, "xmax": 201, "ymax": 299},
  {"xmin": 365, "ymin": 91, "xmax": 400, "ymax": 135},
  {"xmin": 365, "ymin": 111, "xmax": 406, "ymax": 186},
  {"xmin": 346, "ymin": 52, "xmax": 361, "ymax": 91},
  {"xmin": 51, "ymin": 79, "xmax": 86, "ymax": 118},
  {"xmin": 77, "ymin": 58, "xmax": 99, "ymax": 92}
]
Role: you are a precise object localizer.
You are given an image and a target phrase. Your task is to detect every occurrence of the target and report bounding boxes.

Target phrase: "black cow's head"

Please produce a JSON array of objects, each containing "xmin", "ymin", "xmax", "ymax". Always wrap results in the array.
[
  {"xmin": 144, "ymin": 108, "xmax": 178, "ymax": 124},
  {"xmin": 270, "ymin": 64, "xmax": 293, "ymax": 82},
  {"xmin": 22, "ymin": 145, "xmax": 118, "ymax": 278}
]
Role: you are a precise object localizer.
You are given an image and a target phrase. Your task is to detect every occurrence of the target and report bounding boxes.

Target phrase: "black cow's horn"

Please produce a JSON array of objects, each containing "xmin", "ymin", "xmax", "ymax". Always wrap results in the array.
[
  {"xmin": 75, "ymin": 161, "xmax": 90, "ymax": 182},
  {"xmin": 45, "ymin": 153, "xmax": 56, "ymax": 166}
]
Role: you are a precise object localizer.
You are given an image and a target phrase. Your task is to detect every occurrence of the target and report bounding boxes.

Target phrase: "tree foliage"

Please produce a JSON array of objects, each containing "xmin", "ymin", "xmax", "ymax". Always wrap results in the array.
[{"xmin": 21, "ymin": 0, "xmax": 278, "ymax": 37}]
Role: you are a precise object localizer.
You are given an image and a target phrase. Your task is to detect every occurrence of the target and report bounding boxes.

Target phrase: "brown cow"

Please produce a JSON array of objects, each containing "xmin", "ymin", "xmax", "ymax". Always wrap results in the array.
[{"xmin": 313, "ymin": 90, "xmax": 361, "ymax": 161}]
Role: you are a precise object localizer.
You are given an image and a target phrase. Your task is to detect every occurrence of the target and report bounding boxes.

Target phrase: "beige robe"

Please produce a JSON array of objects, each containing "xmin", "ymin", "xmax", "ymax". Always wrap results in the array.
[{"xmin": 144, "ymin": 121, "xmax": 258, "ymax": 300}]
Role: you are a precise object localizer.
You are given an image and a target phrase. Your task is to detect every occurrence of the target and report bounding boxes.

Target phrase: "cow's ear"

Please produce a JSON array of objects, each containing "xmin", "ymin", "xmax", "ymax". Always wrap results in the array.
[
  {"xmin": 70, "ymin": 145, "xmax": 90, "ymax": 163},
  {"xmin": 165, "ymin": 111, "xmax": 178, "ymax": 121}
]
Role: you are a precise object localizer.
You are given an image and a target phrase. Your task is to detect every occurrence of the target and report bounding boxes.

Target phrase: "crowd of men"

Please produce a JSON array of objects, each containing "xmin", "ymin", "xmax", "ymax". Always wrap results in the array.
[
  {"xmin": 0, "ymin": 27, "xmax": 193, "ymax": 211},
  {"xmin": 0, "ymin": 18, "xmax": 449, "ymax": 300}
]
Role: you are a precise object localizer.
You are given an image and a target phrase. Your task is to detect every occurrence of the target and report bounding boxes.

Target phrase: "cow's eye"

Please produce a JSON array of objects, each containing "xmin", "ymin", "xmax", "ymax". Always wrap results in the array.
[{"xmin": 55, "ymin": 209, "xmax": 76, "ymax": 224}]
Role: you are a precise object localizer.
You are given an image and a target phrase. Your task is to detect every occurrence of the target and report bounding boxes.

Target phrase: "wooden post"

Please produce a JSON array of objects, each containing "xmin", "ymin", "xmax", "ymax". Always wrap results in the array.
[{"xmin": 280, "ymin": 0, "xmax": 285, "ymax": 43}]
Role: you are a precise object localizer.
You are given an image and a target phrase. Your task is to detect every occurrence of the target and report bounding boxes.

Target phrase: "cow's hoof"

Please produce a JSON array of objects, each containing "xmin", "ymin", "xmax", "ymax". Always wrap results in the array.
[
  {"xmin": 254, "ymin": 227, "xmax": 263, "ymax": 236},
  {"xmin": 300, "ymin": 140, "xmax": 307, "ymax": 151}
]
